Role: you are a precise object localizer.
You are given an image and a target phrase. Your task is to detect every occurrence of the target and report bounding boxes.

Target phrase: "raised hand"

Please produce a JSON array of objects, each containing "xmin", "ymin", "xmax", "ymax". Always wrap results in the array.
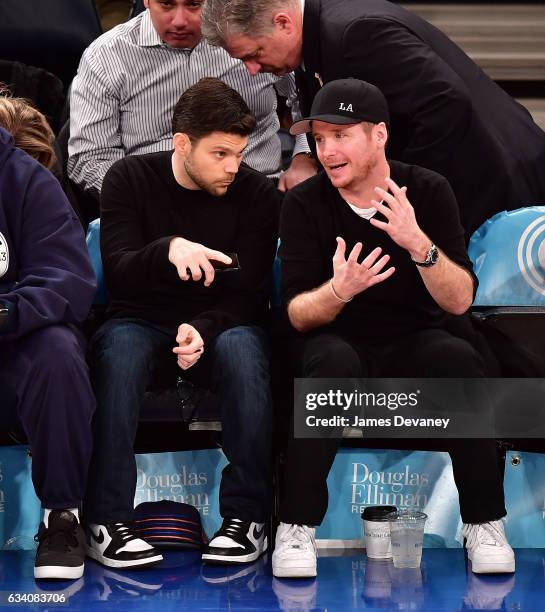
[
  {"xmin": 369, "ymin": 177, "xmax": 430, "ymax": 257},
  {"xmin": 331, "ymin": 236, "xmax": 395, "ymax": 301}
]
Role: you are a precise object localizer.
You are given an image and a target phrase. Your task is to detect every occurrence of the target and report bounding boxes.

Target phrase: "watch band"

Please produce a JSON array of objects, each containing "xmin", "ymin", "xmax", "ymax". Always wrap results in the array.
[{"xmin": 412, "ymin": 243, "xmax": 439, "ymax": 268}]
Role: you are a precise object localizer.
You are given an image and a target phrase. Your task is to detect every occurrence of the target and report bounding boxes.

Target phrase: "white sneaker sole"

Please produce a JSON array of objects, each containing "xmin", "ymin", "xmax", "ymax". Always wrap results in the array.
[
  {"xmin": 470, "ymin": 558, "xmax": 516, "ymax": 574},
  {"xmin": 273, "ymin": 564, "xmax": 317, "ymax": 579},
  {"xmin": 202, "ymin": 539, "xmax": 267, "ymax": 565},
  {"xmin": 34, "ymin": 564, "xmax": 84, "ymax": 580},
  {"xmin": 86, "ymin": 545, "xmax": 163, "ymax": 569}
]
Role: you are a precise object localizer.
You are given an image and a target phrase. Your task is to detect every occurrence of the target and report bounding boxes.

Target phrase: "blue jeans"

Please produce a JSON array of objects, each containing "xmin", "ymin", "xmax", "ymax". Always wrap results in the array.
[{"xmin": 85, "ymin": 319, "xmax": 272, "ymax": 524}]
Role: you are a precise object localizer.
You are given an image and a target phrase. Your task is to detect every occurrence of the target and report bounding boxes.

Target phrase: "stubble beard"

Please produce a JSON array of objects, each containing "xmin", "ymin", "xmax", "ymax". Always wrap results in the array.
[{"xmin": 184, "ymin": 159, "xmax": 225, "ymax": 197}]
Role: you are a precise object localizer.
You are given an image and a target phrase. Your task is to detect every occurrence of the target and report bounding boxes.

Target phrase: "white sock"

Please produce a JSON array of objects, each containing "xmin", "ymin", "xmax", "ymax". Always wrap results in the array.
[{"xmin": 43, "ymin": 508, "xmax": 79, "ymax": 527}]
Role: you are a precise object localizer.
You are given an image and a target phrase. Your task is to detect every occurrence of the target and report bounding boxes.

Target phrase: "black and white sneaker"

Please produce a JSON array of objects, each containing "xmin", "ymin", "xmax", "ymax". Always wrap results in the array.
[
  {"xmin": 34, "ymin": 510, "xmax": 85, "ymax": 580},
  {"xmin": 86, "ymin": 522, "xmax": 163, "ymax": 569},
  {"xmin": 202, "ymin": 518, "xmax": 267, "ymax": 564}
]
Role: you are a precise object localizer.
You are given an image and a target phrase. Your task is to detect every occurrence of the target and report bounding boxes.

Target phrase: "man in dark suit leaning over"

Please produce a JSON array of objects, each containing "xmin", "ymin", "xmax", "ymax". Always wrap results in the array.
[
  {"xmin": 201, "ymin": 0, "xmax": 545, "ymax": 238},
  {"xmin": 270, "ymin": 79, "xmax": 514, "ymax": 578}
]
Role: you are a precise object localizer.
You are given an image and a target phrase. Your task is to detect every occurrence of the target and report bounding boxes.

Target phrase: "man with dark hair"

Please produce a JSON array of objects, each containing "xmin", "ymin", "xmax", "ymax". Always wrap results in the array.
[
  {"xmin": 0, "ymin": 127, "xmax": 96, "ymax": 580},
  {"xmin": 68, "ymin": 0, "xmax": 317, "ymax": 197},
  {"xmin": 85, "ymin": 77, "xmax": 279, "ymax": 569},
  {"xmin": 201, "ymin": 0, "xmax": 545, "ymax": 238},
  {"xmin": 273, "ymin": 79, "xmax": 514, "ymax": 578},
  {"xmin": 171, "ymin": 76, "xmax": 256, "ymax": 143}
]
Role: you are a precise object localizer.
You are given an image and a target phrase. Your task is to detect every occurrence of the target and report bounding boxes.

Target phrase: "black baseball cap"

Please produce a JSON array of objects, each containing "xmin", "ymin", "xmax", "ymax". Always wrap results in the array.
[{"xmin": 290, "ymin": 78, "xmax": 390, "ymax": 135}]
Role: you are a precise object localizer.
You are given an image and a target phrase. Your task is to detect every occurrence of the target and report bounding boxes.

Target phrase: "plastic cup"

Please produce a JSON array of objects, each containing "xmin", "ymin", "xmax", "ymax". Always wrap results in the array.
[
  {"xmin": 362, "ymin": 505, "xmax": 397, "ymax": 559},
  {"xmin": 387, "ymin": 510, "xmax": 427, "ymax": 569}
]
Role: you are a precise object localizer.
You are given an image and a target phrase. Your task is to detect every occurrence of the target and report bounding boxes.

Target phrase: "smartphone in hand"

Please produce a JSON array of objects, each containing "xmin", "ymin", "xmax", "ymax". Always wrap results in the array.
[{"xmin": 210, "ymin": 253, "xmax": 241, "ymax": 272}]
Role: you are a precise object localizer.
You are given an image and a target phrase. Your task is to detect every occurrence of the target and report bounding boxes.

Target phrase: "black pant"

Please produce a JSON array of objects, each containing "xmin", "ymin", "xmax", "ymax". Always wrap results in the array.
[
  {"xmin": 279, "ymin": 328, "xmax": 506, "ymax": 525},
  {"xmin": 0, "ymin": 325, "xmax": 95, "ymax": 508}
]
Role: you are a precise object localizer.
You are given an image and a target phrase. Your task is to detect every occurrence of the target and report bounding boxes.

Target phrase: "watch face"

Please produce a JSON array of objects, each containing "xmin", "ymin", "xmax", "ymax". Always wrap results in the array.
[{"xmin": 430, "ymin": 246, "xmax": 439, "ymax": 264}]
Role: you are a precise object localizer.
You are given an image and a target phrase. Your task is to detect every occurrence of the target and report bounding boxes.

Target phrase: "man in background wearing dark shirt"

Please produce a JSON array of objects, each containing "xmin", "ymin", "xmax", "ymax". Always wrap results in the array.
[
  {"xmin": 85, "ymin": 78, "xmax": 279, "ymax": 569},
  {"xmin": 273, "ymin": 79, "xmax": 514, "ymax": 578}
]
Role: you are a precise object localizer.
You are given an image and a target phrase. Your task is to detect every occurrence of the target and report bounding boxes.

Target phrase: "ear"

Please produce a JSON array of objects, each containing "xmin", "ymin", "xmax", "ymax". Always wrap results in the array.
[
  {"xmin": 144, "ymin": 0, "xmax": 150, "ymax": 8},
  {"xmin": 375, "ymin": 122, "xmax": 389, "ymax": 148},
  {"xmin": 173, "ymin": 132, "xmax": 192, "ymax": 157},
  {"xmin": 273, "ymin": 12, "xmax": 294, "ymax": 33}
]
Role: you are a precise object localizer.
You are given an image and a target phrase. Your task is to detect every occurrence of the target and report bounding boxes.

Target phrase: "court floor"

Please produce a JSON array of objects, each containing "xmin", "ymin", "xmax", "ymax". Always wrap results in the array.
[{"xmin": 0, "ymin": 548, "xmax": 543, "ymax": 611}]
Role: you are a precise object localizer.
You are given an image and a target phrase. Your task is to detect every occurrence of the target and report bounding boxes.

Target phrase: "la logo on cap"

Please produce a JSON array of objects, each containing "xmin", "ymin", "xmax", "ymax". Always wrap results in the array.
[{"xmin": 339, "ymin": 102, "xmax": 353, "ymax": 112}]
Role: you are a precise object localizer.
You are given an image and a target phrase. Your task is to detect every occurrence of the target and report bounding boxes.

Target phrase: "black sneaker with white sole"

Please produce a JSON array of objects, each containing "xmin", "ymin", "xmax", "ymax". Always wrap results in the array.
[
  {"xmin": 86, "ymin": 522, "xmax": 163, "ymax": 569},
  {"xmin": 34, "ymin": 510, "xmax": 85, "ymax": 580},
  {"xmin": 202, "ymin": 518, "xmax": 267, "ymax": 564}
]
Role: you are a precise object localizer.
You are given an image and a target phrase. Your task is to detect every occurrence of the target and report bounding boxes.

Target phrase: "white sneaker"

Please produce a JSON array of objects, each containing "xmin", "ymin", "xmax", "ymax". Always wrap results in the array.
[
  {"xmin": 272, "ymin": 523, "xmax": 317, "ymax": 578},
  {"xmin": 463, "ymin": 519, "xmax": 515, "ymax": 574}
]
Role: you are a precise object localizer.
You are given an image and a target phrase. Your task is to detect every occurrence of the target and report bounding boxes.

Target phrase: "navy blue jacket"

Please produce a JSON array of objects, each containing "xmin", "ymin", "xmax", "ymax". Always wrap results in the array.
[{"xmin": 0, "ymin": 128, "xmax": 96, "ymax": 339}]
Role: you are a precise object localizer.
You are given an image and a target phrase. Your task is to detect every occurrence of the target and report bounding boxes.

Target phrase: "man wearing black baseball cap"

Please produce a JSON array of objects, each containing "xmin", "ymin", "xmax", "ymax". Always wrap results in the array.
[
  {"xmin": 271, "ymin": 78, "xmax": 514, "ymax": 578},
  {"xmin": 289, "ymin": 78, "xmax": 390, "ymax": 135}
]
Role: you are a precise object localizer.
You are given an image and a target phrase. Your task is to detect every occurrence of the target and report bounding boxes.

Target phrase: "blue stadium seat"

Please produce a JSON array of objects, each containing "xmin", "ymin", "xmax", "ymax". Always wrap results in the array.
[{"xmin": 469, "ymin": 206, "xmax": 545, "ymax": 307}]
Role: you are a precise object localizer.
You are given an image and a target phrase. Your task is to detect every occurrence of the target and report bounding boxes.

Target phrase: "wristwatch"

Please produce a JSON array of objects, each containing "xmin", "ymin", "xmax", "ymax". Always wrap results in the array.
[{"xmin": 412, "ymin": 243, "xmax": 439, "ymax": 268}]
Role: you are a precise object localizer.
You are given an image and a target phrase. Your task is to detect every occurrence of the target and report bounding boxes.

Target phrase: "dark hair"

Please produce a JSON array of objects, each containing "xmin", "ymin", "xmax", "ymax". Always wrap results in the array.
[{"xmin": 172, "ymin": 77, "xmax": 256, "ymax": 141}]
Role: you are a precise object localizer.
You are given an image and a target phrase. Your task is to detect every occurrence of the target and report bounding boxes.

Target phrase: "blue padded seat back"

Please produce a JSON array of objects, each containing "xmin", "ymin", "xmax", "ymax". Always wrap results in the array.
[
  {"xmin": 85, "ymin": 218, "xmax": 107, "ymax": 305},
  {"xmin": 468, "ymin": 206, "xmax": 545, "ymax": 306},
  {"xmin": 271, "ymin": 239, "xmax": 282, "ymax": 309}
]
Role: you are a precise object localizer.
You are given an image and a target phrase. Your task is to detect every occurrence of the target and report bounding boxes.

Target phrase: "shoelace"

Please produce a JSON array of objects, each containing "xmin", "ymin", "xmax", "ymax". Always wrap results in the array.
[
  {"xmin": 108, "ymin": 522, "xmax": 140, "ymax": 543},
  {"xmin": 35, "ymin": 523, "xmax": 79, "ymax": 552},
  {"xmin": 216, "ymin": 518, "xmax": 250, "ymax": 539},
  {"xmin": 280, "ymin": 524, "xmax": 314, "ymax": 548},
  {"xmin": 464, "ymin": 521, "xmax": 506, "ymax": 550}
]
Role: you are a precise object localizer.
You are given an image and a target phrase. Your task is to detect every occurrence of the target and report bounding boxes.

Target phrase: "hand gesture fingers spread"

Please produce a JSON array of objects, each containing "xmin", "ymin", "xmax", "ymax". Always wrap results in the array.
[
  {"xmin": 374, "ymin": 185, "xmax": 400, "ymax": 212},
  {"xmin": 369, "ymin": 182, "xmax": 427, "ymax": 254},
  {"xmin": 385, "ymin": 177, "xmax": 409, "ymax": 203},
  {"xmin": 332, "ymin": 236, "xmax": 347, "ymax": 267},
  {"xmin": 347, "ymin": 241, "xmax": 363, "ymax": 263},
  {"xmin": 372, "ymin": 265, "xmax": 396, "ymax": 285},
  {"xmin": 332, "ymin": 240, "xmax": 395, "ymax": 300},
  {"xmin": 361, "ymin": 246, "xmax": 383, "ymax": 269}
]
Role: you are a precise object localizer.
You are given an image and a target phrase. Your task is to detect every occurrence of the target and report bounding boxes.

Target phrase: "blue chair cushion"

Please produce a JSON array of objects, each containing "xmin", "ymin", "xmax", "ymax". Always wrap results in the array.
[
  {"xmin": 468, "ymin": 206, "xmax": 545, "ymax": 307},
  {"xmin": 85, "ymin": 218, "xmax": 107, "ymax": 305}
]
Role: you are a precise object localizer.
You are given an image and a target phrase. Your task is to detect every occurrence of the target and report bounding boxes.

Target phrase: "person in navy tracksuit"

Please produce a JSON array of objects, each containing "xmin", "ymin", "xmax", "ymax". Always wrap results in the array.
[{"xmin": 0, "ymin": 127, "xmax": 96, "ymax": 580}]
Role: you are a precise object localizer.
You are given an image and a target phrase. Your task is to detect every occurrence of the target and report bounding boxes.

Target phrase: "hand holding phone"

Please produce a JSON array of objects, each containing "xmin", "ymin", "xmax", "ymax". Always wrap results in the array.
[
  {"xmin": 169, "ymin": 237, "xmax": 237, "ymax": 286},
  {"xmin": 210, "ymin": 253, "xmax": 241, "ymax": 272}
]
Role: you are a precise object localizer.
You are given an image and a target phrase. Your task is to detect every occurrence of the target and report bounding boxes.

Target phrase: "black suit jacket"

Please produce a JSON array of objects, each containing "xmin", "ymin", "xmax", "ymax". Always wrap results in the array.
[{"xmin": 297, "ymin": 0, "xmax": 545, "ymax": 237}]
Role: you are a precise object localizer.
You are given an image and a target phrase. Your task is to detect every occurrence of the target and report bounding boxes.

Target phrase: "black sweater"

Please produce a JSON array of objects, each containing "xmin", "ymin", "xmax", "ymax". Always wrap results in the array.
[
  {"xmin": 279, "ymin": 160, "xmax": 477, "ymax": 341},
  {"xmin": 100, "ymin": 151, "xmax": 280, "ymax": 345}
]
